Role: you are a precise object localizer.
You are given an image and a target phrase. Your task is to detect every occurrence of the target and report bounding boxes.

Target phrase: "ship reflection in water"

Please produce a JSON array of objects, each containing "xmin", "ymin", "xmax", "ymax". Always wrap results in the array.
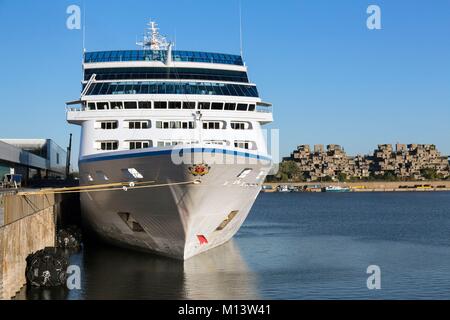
[{"xmin": 18, "ymin": 240, "xmax": 258, "ymax": 300}]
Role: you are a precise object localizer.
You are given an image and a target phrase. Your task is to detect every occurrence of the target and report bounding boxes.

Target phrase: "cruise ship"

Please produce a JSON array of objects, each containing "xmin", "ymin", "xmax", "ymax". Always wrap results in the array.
[{"xmin": 66, "ymin": 21, "xmax": 273, "ymax": 259}]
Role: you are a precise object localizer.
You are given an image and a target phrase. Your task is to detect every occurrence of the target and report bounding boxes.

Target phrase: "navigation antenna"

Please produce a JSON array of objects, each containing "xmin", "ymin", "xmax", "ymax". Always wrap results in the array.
[
  {"xmin": 136, "ymin": 20, "xmax": 170, "ymax": 50},
  {"xmin": 239, "ymin": 0, "xmax": 243, "ymax": 58}
]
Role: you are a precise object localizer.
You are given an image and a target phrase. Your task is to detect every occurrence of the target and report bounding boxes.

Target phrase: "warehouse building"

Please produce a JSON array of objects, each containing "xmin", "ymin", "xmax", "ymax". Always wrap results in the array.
[{"xmin": 0, "ymin": 139, "xmax": 67, "ymax": 185}]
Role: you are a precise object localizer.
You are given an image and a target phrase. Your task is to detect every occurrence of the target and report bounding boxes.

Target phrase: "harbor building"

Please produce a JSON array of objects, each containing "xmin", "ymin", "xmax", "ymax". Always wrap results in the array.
[
  {"xmin": 285, "ymin": 143, "xmax": 449, "ymax": 181},
  {"xmin": 0, "ymin": 139, "xmax": 67, "ymax": 185}
]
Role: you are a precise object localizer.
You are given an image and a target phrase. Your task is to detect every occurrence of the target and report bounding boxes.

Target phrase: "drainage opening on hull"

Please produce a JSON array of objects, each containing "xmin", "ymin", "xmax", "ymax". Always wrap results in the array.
[
  {"xmin": 118, "ymin": 212, "xmax": 145, "ymax": 232},
  {"xmin": 216, "ymin": 210, "xmax": 239, "ymax": 231}
]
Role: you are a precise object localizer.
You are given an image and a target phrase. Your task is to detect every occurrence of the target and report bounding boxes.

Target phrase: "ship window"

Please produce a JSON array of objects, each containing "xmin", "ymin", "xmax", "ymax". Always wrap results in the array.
[
  {"xmin": 234, "ymin": 140, "xmax": 255, "ymax": 150},
  {"xmin": 88, "ymin": 102, "xmax": 96, "ymax": 110},
  {"xmin": 202, "ymin": 121, "xmax": 223, "ymax": 129},
  {"xmin": 237, "ymin": 103, "xmax": 248, "ymax": 111},
  {"xmin": 224, "ymin": 103, "xmax": 236, "ymax": 111},
  {"xmin": 211, "ymin": 102, "xmax": 224, "ymax": 110},
  {"xmin": 204, "ymin": 140, "xmax": 229, "ymax": 146},
  {"xmin": 128, "ymin": 121, "xmax": 150, "ymax": 129},
  {"xmin": 96, "ymin": 102, "xmax": 109, "ymax": 110},
  {"xmin": 154, "ymin": 101, "xmax": 167, "ymax": 109},
  {"xmin": 156, "ymin": 121, "xmax": 195, "ymax": 129},
  {"xmin": 124, "ymin": 101, "xmax": 138, "ymax": 109},
  {"xmin": 198, "ymin": 102, "xmax": 210, "ymax": 110},
  {"xmin": 183, "ymin": 102, "xmax": 196, "ymax": 109},
  {"xmin": 231, "ymin": 122, "xmax": 249, "ymax": 130},
  {"xmin": 248, "ymin": 104, "xmax": 256, "ymax": 111},
  {"xmin": 157, "ymin": 140, "xmax": 197, "ymax": 147},
  {"xmin": 99, "ymin": 121, "xmax": 118, "ymax": 130},
  {"xmin": 85, "ymin": 81, "xmax": 259, "ymax": 97},
  {"xmin": 111, "ymin": 102, "xmax": 123, "ymax": 109},
  {"xmin": 129, "ymin": 141, "xmax": 151, "ymax": 150},
  {"xmin": 168, "ymin": 101, "xmax": 182, "ymax": 109},
  {"xmin": 99, "ymin": 141, "xmax": 118, "ymax": 151},
  {"xmin": 138, "ymin": 101, "xmax": 152, "ymax": 109}
]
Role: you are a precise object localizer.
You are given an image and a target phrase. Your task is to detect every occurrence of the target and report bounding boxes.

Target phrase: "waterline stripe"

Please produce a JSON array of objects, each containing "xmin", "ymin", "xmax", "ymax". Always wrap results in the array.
[{"xmin": 79, "ymin": 148, "xmax": 272, "ymax": 164}]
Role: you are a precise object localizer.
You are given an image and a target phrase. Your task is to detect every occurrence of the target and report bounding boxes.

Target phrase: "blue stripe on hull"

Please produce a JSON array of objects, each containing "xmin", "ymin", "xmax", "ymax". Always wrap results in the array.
[{"xmin": 79, "ymin": 148, "xmax": 272, "ymax": 164}]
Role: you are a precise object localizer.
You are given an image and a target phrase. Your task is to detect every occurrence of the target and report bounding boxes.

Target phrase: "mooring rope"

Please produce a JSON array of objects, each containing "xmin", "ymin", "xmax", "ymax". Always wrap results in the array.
[{"xmin": 17, "ymin": 180, "xmax": 201, "ymax": 196}]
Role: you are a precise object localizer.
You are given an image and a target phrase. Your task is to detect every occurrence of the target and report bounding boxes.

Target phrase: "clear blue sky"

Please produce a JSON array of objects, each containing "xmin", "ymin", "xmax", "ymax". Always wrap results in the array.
[{"xmin": 0, "ymin": 0, "xmax": 449, "ymax": 168}]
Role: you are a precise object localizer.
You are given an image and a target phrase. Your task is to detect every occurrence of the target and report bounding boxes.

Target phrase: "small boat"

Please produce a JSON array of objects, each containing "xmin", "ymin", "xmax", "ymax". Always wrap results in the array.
[
  {"xmin": 261, "ymin": 185, "xmax": 275, "ymax": 192},
  {"xmin": 323, "ymin": 185, "xmax": 350, "ymax": 192},
  {"xmin": 277, "ymin": 185, "xmax": 291, "ymax": 193}
]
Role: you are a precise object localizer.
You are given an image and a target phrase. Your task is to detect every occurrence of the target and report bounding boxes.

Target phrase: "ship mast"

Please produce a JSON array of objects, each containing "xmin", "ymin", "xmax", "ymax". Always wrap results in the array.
[{"xmin": 136, "ymin": 20, "xmax": 169, "ymax": 50}]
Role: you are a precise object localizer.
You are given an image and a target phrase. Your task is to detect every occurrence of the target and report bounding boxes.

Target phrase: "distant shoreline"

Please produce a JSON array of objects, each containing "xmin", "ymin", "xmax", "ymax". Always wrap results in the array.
[{"xmin": 263, "ymin": 181, "xmax": 450, "ymax": 192}]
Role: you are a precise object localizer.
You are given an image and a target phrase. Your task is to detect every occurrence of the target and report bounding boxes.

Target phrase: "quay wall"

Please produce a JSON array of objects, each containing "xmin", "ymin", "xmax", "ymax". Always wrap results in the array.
[
  {"xmin": 0, "ymin": 193, "xmax": 60, "ymax": 300},
  {"xmin": 264, "ymin": 180, "xmax": 450, "ymax": 192}
]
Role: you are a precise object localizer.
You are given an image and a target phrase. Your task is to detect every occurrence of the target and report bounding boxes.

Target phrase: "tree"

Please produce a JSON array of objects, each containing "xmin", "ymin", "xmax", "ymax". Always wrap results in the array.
[
  {"xmin": 382, "ymin": 171, "xmax": 398, "ymax": 181},
  {"xmin": 337, "ymin": 172, "xmax": 347, "ymax": 182},
  {"xmin": 420, "ymin": 168, "xmax": 438, "ymax": 180},
  {"xmin": 276, "ymin": 161, "xmax": 301, "ymax": 181}
]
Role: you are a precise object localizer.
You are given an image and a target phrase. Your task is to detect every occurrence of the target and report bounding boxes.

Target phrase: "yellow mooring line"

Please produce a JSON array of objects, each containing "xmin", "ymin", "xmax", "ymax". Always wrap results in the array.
[{"xmin": 17, "ymin": 180, "xmax": 201, "ymax": 196}]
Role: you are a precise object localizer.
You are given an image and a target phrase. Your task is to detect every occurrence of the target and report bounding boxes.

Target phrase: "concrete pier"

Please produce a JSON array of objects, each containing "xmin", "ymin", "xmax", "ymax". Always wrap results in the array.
[{"xmin": 0, "ymin": 192, "xmax": 61, "ymax": 300}]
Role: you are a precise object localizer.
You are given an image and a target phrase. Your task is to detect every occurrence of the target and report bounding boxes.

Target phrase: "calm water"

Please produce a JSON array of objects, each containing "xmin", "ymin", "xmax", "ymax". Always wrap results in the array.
[{"xmin": 18, "ymin": 192, "xmax": 450, "ymax": 300}]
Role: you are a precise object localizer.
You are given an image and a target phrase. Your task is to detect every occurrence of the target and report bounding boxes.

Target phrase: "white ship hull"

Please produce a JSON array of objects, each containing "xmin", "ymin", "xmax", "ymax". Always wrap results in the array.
[{"xmin": 79, "ymin": 147, "xmax": 271, "ymax": 260}]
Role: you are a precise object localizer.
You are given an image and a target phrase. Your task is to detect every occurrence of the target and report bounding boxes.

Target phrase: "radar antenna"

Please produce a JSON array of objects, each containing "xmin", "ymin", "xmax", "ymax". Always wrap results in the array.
[{"xmin": 136, "ymin": 20, "xmax": 170, "ymax": 50}]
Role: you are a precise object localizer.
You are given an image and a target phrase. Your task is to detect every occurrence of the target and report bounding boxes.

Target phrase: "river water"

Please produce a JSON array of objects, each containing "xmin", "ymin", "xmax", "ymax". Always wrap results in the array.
[{"xmin": 18, "ymin": 192, "xmax": 450, "ymax": 300}]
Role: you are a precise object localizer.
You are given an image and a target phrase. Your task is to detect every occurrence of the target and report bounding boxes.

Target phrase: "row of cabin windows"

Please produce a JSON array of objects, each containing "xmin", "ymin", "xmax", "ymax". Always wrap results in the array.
[
  {"xmin": 203, "ymin": 121, "xmax": 222, "ymax": 130},
  {"xmin": 156, "ymin": 121, "xmax": 195, "ymax": 129},
  {"xmin": 87, "ymin": 101, "xmax": 256, "ymax": 112},
  {"xmin": 129, "ymin": 141, "xmax": 151, "ymax": 150},
  {"xmin": 97, "ymin": 120, "xmax": 250, "ymax": 130},
  {"xmin": 98, "ymin": 121, "xmax": 149, "ymax": 129},
  {"xmin": 129, "ymin": 121, "xmax": 149, "ymax": 129},
  {"xmin": 97, "ymin": 140, "xmax": 256, "ymax": 151}
]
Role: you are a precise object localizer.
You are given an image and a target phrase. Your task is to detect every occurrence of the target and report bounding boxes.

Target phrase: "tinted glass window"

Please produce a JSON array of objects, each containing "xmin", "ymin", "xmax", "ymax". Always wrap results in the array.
[
  {"xmin": 124, "ymin": 102, "xmax": 137, "ymax": 109},
  {"xmin": 183, "ymin": 102, "xmax": 195, "ymax": 109},
  {"xmin": 237, "ymin": 104, "xmax": 247, "ymax": 111},
  {"xmin": 211, "ymin": 103, "xmax": 223, "ymax": 110},
  {"xmin": 86, "ymin": 82, "xmax": 258, "ymax": 98},
  {"xmin": 199, "ymin": 102, "xmax": 210, "ymax": 110},
  {"xmin": 224, "ymin": 103, "xmax": 236, "ymax": 111},
  {"xmin": 169, "ymin": 102, "xmax": 182, "ymax": 109},
  {"xmin": 154, "ymin": 101, "xmax": 167, "ymax": 109},
  {"xmin": 110, "ymin": 102, "xmax": 123, "ymax": 109},
  {"xmin": 138, "ymin": 101, "xmax": 152, "ymax": 109}
]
